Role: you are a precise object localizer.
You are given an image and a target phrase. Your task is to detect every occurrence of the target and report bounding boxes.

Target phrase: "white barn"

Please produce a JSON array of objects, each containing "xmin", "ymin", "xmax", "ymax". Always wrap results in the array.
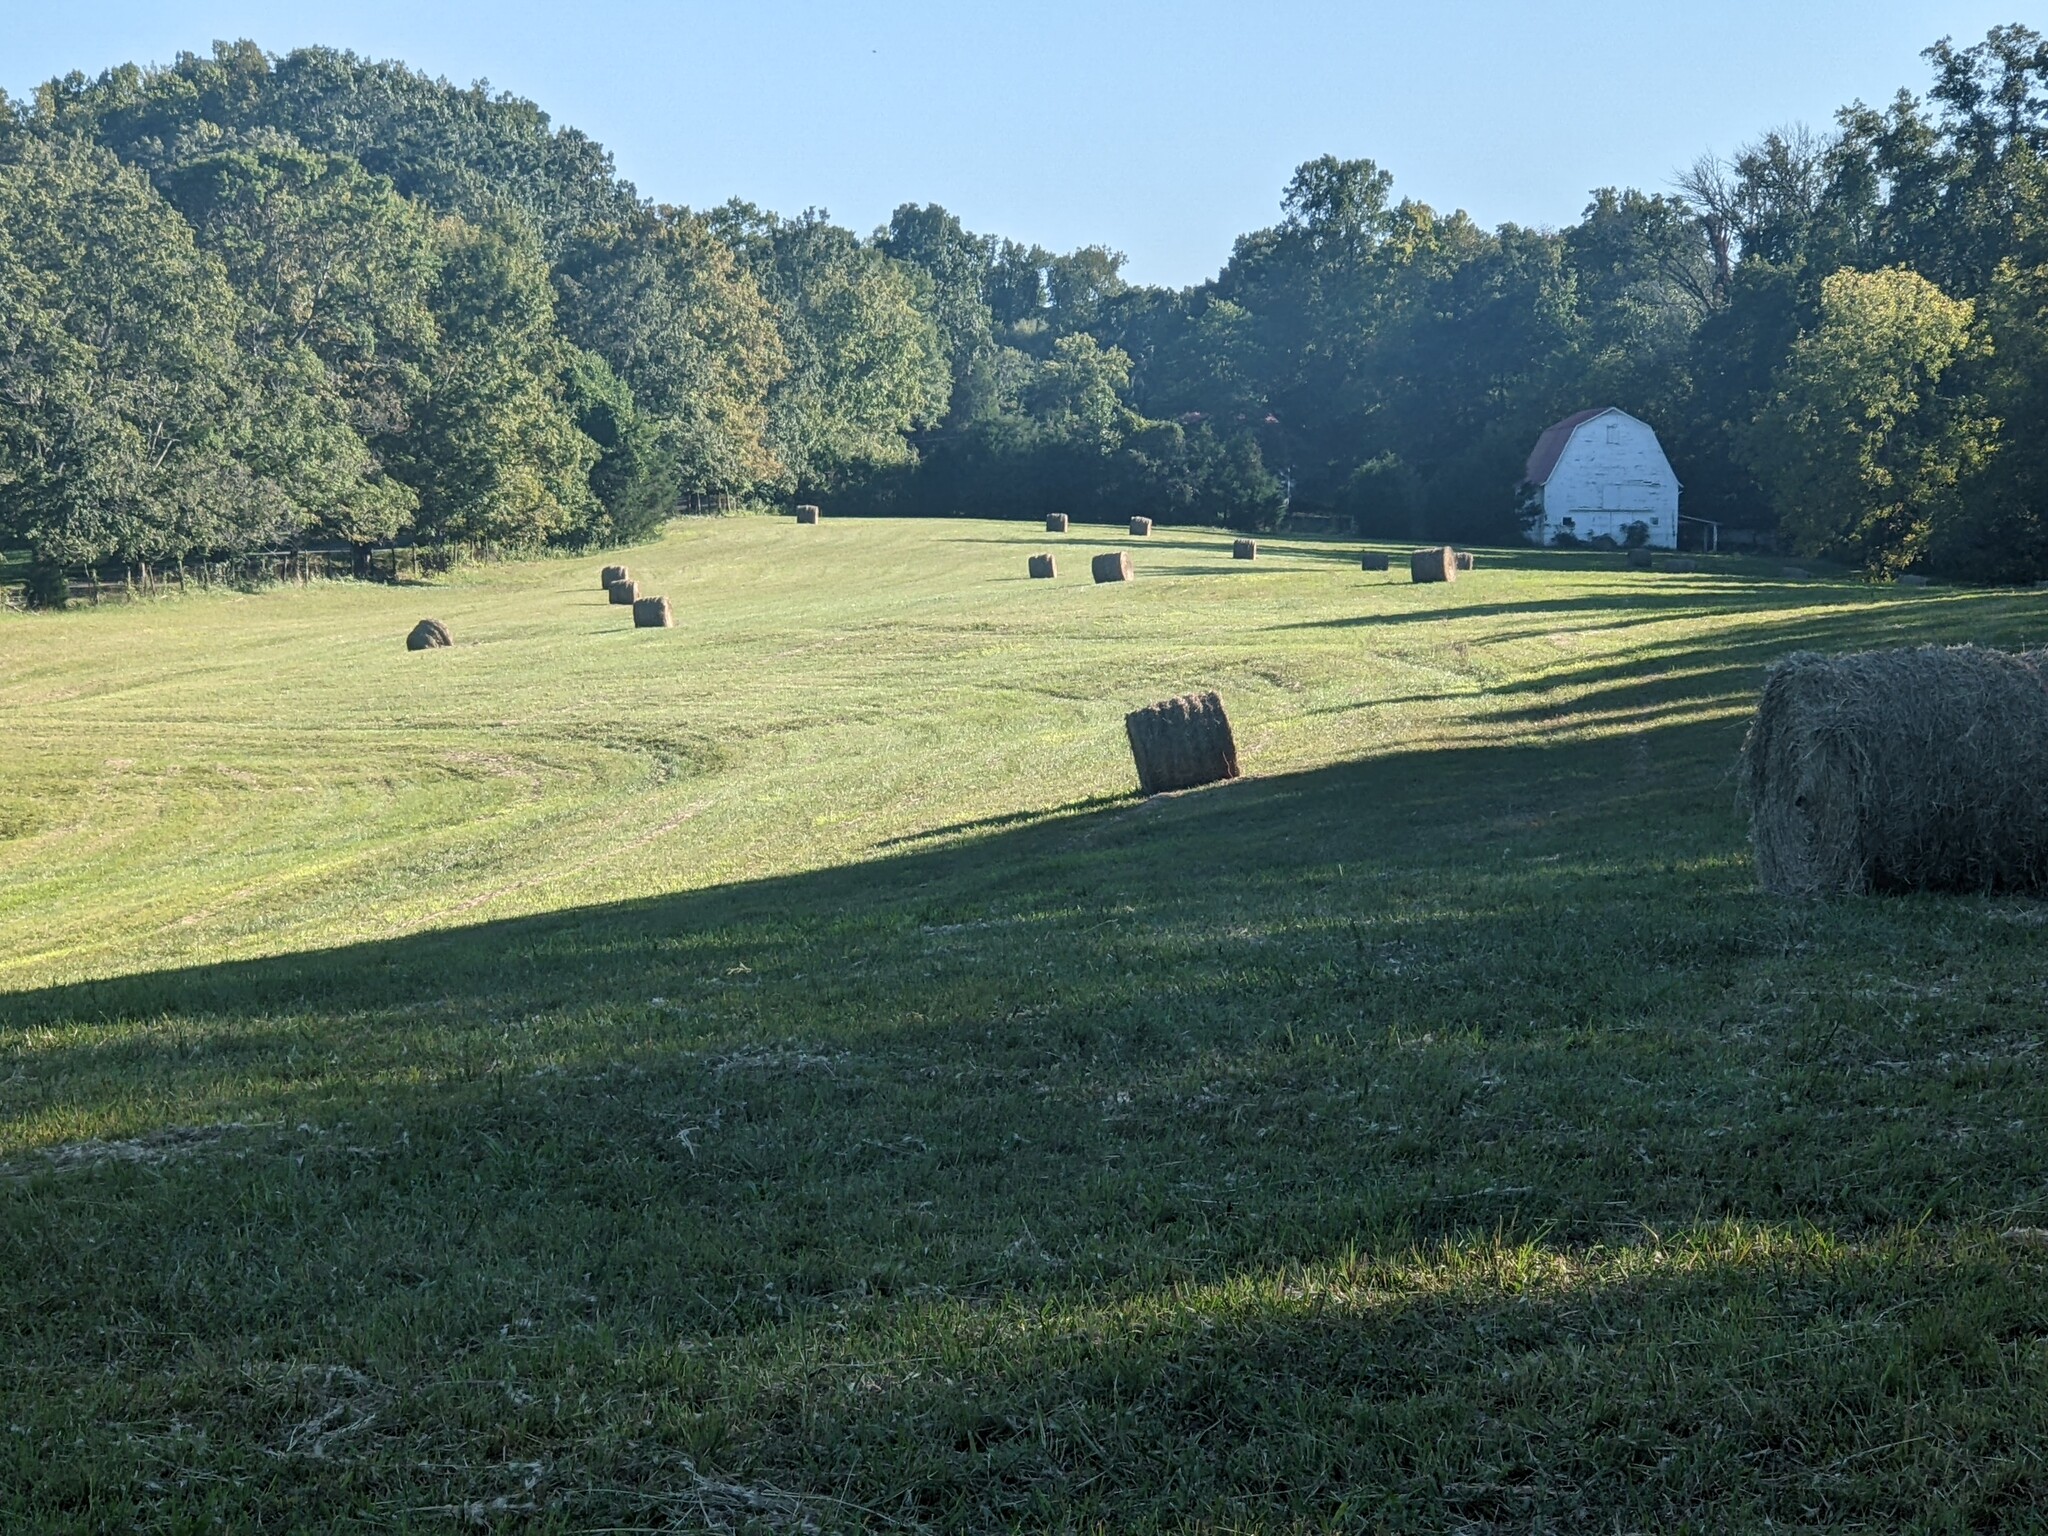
[{"xmin": 1521, "ymin": 407, "xmax": 1680, "ymax": 549}]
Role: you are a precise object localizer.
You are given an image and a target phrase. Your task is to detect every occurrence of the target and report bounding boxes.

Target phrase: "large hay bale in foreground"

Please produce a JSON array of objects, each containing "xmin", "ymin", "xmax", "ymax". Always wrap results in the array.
[
  {"xmin": 601, "ymin": 564, "xmax": 629, "ymax": 588},
  {"xmin": 795, "ymin": 504, "xmax": 821, "ymax": 524},
  {"xmin": 1411, "ymin": 547, "xmax": 1457, "ymax": 583},
  {"xmin": 1046, "ymin": 513, "xmax": 1069, "ymax": 533},
  {"xmin": 609, "ymin": 578, "xmax": 639, "ymax": 605},
  {"xmin": 1233, "ymin": 539, "xmax": 1257, "ymax": 560},
  {"xmin": 633, "ymin": 595, "xmax": 673, "ymax": 628},
  {"xmin": 1360, "ymin": 551, "xmax": 1390, "ymax": 572},
  {"xmin": 405, "ymin": 618, "xmax": 451, "ymax": 651},
  {"xmin": 1028, "ymin": 553, "xmax": 1057, "ymax": 579},
  {"xmin": 1738, "ymin": 645, "xmax": 2048, "ymax": 896},
  {"xmin": 1125, "ymin": 691, "xmax": 1242, "ymax": 795},
  {"xmin": 1129, "ymin": 516, "xmax": 1153, "ymax": 536},
  {"xmin": 1092, "ymin": 551, "xmax": 1133, "ymax": 583}
]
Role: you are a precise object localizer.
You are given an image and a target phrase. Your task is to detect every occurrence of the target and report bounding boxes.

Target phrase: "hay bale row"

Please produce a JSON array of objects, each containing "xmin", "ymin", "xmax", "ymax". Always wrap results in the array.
[
  {"xmin": 1028, "ymin": 553, "xmax": 1057, "ymax": 579},
  {"xmin": 633, "ymin": 595, "xmax": 673, "ymax": 628},
  {"xmin": 1092, "ymin": 551, "xmax": 1133, "ymax": 584},
  {"xmin": 601, "ymin": 564, "xmax": 630, "ymax": 588},
  {"xmin": 1046, "ymin": 513, "xmax": 1069, "ymax": 533},
  {"xmin": 1232, "ymin": 539, "xmax": 1257, "ymax": 561},
  {"xmin": 609, "ymin": 578, "xmax": 639, "ymax": 605},
  {"xmin": 796, "ymin": 504, "xmax": 821, "ymax": 524},
  {"xmin": 1411, "ymin": 546, "xmax": 1457, "ymax": 583},
  {"xmin": 1125, "ymin": 691, "xmax": 1241, "ymax": 794},
  {"xmin": 1738, "ymin": 645, "xmax": 2048, "ymax": 896},
  {"xmin": 406, "ymin": 618, "xmax": 451, "ymax": 651},
  {"xmin": 1361, "ymin": 551, "xmax": 1390, "ymax": 572},
  {"xmin": 1129, "ymin": 516, "xmax": 1153, "ymax": 536}
]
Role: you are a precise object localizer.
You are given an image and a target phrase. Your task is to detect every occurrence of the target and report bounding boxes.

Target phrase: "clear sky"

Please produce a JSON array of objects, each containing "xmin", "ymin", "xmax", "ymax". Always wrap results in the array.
[{"xmin": 2, "ymin": 1, "xmax": 2025, "ymax": 287}]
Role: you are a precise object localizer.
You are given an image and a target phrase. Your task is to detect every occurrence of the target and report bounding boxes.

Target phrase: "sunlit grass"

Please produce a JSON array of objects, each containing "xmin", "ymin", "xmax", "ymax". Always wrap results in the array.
[{"xmin": 3, "ymin": 519, "xmax": 2047, "ymax": 1529}]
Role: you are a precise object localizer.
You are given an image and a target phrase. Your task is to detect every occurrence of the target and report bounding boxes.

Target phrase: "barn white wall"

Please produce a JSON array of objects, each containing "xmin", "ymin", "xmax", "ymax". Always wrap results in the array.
[{"xmin": 1530, "ymin": 412, "xmax": 1680, "ymax": 548}]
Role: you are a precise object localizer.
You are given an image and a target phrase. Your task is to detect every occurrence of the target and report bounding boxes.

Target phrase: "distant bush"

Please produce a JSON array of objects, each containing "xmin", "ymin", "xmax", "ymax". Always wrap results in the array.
[{"xmin": 23, "ymin": 563, "xmax": 68, "ymax": 610}]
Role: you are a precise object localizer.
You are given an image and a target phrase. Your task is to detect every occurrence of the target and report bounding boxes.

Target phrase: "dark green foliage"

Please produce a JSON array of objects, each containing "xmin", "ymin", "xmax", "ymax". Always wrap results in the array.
[
  {"xmin": 6, "ymin": 27, "xmax": 2048, "ymax": 578},
  {"xmin": 561, "ymin": 349, "xmax": 674, "ymax": 543},
  {"xmin": 21, "ymin": 560, "xmax": 67, "ymax": 610}
]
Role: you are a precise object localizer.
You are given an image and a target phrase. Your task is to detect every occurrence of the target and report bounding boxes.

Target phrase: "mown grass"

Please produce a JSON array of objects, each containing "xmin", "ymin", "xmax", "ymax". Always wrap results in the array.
[{"xmin": 2, "ymin": 518, "xmax": 2046, "ymax": 1532}]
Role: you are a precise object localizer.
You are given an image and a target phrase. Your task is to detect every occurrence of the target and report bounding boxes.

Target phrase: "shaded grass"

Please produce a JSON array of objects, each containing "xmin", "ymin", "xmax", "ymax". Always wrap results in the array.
[{"xmin": 3, "ymin": 520, "xmax": 2047, "ymax": 1530}]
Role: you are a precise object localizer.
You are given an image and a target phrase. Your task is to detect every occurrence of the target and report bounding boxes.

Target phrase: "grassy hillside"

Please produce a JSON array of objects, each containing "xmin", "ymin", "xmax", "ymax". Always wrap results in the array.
[{"xmin": 3, "ymin": 518, "xmax": 2046, "ymax": 1531}]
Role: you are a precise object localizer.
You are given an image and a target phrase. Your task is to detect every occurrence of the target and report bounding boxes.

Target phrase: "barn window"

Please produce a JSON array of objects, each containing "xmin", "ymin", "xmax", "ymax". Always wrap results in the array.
[{"xmin": 1605, "ymin": 422, "xmax": 1620, "ymax": 446}]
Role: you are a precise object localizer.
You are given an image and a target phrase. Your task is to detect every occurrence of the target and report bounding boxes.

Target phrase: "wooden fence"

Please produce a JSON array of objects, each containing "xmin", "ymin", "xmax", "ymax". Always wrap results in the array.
[{"xmin": 1, "ymin": 541, "xmax": 540, "ymax": 612}]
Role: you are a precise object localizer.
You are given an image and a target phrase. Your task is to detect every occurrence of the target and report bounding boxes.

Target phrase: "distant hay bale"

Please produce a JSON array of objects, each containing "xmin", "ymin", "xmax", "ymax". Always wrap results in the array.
[
  {"xmin": 1410, "ymin": 547, "xmax": 1457, "ymax": 583},
  {"xmin": 1781, "ymin": 566, "xmax": 1811, "ymax": 580},
  {"xmin": 1028, "ymin": 553, "xmax": 1057, "ymax": 579},
  {"xmin": 1233, "ymin": 539, "xmax": 1257, "ymax": 560},
  {"xmin": 1898, "ymin": 573, "xmax": 1930, "ymax": 587},
  {"xmin": 1626, "ymin": 548, "xmax": 1654, "ymax": 570},
  {"xmin": 1046, "ymin": 513, "xmax": 1069, "ymax": 533},
  {"xmin": 406, "ymin": 618, "xmax": 451, "ymax": 651},
  {"xmin": 1360, "ymin": 551, "xmax": 1390, "ymax": 571},
  {"xmin": 1125, "ymin": 691, "xmax": 1241, "ymax": 795},
  {"xmin": 1659, "ymin": 557, "xmax": 1699, "ymax": 574},
  {"xmin": 1454, "ymin": 550, "xmax": 1476, "ymax": 571},
  {"xmin": 1092, "ymin": 551, "xmax": 1133, "ymax": 583},
  {"xmin": 1737, "ymin": 645, "xmax": 2048, "ymax": 896},
  {"xmin": 1129, "ymin": 516, "xmax": 1153, "ymax": 536},
  {"xmin": 609, "ymin": 578, "xmax": 639, "ymax": 605},
  {"xmin": 795, "ymin": 504, "xmax": 821, "ymax": 524},
  {"xmin": 601, "ymin": 564, "xmax": 629, "ymax": 588},
  {"xmin": 633, "ymin": 595, "xmax": 674, "ymax": 628}
]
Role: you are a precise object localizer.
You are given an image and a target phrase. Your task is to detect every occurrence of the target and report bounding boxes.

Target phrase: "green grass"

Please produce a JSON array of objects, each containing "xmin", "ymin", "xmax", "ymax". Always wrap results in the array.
[{"xmin": 3, "ymin": 518, "xmax": 2047, "ymax": 1532}]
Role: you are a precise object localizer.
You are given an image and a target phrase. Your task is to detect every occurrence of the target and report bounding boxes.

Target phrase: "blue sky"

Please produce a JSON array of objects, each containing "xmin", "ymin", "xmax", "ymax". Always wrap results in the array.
[{"xmin": 3, "ymin": 1, "xmax": 2025, "ymax": 287}]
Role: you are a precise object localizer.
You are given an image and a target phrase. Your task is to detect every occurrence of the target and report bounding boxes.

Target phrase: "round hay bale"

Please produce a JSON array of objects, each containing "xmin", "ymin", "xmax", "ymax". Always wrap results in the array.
[
  {"xmin": 1897, "ymin": 573, "xmax": 1931, "ymax": 587},
  {"xmin": 1658, "ymin": 557, "xmax": 1699, "ymax": 574},
  {"xmin": 1129, "ymin": 516, "xmax": 1153, "ymax": 536},
  {"xmin": 795, "ymin": 504, "xmax": 821, "ymax": 524},
  {"xmin": 1091, "ymin": 551, "xmax": 1133, "ymax": 584},
  {"xmin": 1454, "ymin": 550, "xmax": 1476, "ymax": 571},
  {"xmin": 1028, "ymin": 553, "xmax": 1057, "ymax": 579},
  {"xmin": 609, "ymin": 578, "xmax": 639, "ymax": 605},
  {"xmin": 1626, "ymin": 548, "xmax": 1654, "ymax": 570},
  {"xmin": 1232, "ymin": 539, "xmax": 1257, "ymax": 561},
  {"xmin": 1410, "ymin": 547, "xmax": 1457, "ymax": 583},
  {"xmin": 1360, "ymin": 551, "xmax": 1390, "ymax": 572},
  {"xmin": 601, "ymin": 564, "xmax": 629, "ymax": 588},
  {"xmin": 633, "ymin": 595, "xmax": 673, "ymax": 628},
  {"xmin": 1046, "ymin": 513, "xmax": 1069, "ymax": 533},
  {"xmin": 406, "ymin": 618, "xmax": 451, "ymax": 651},
  {"xmin": 1737, "ymin": 645, "xmax": 2048, "ymax": 896},
  {"xmin": 1125, "ymin": 691, "xmax": 1241, "ymax": 795}
]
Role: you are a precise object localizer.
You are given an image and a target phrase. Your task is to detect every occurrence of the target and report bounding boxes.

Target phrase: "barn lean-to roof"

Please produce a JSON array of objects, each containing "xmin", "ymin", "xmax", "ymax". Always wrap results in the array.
[{"xmin": 1523, "ymin": 407, "xmax": 1616, "ymax": 487}]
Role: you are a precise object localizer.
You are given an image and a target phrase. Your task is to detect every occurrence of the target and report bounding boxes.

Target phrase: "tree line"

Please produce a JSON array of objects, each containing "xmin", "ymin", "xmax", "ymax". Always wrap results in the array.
[{"xmin": 1, "ymin": 27, "xmax": 2044, "ymax": 588}]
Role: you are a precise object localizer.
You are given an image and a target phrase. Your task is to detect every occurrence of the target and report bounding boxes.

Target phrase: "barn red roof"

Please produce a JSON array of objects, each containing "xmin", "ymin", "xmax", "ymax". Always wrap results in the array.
[{"xmin": 1524, "ymin": 407, "xmax": 1615, "ymax": 487}]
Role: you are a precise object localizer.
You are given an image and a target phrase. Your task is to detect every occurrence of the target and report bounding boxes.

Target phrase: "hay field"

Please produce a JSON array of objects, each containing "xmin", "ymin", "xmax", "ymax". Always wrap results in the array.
[{"xmin": 3, "ymin": 518, "xmax": 2047, "ymax": 1530}]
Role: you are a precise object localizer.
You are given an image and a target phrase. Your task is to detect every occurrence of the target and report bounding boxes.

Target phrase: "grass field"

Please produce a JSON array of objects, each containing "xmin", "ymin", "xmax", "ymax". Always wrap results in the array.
[{"xmin": 4, "ymin": 517, "xmax": 2048, "ymax": 1532}]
